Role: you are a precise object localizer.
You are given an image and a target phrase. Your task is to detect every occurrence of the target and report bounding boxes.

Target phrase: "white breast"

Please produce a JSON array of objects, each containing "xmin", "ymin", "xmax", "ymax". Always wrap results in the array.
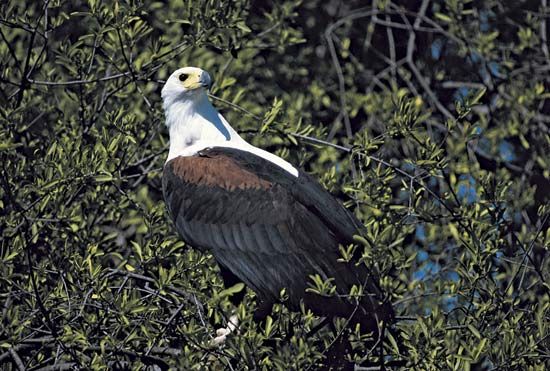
[{"xmin": 164, "ymin": 91, "xmax": 299, "ymax": 178}]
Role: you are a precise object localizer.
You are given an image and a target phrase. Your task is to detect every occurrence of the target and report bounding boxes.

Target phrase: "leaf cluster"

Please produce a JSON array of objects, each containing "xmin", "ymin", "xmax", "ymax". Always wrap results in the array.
[{"xmin": 1, "ymin": 0, "xmax": 549, "ymax": 369}]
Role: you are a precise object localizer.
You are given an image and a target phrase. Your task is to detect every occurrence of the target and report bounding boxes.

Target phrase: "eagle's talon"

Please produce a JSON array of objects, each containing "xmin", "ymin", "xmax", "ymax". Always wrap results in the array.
[
  {"xmin": 216, "ymin": 328, "xmax": 229, "ymax": 337},
  {"xmin": 211, "ymin": 333, "xmax": 228, "ymax": 346},
  {"xmin": 210, "ymin": 314, "xmax": 239, "ymax": 346}
]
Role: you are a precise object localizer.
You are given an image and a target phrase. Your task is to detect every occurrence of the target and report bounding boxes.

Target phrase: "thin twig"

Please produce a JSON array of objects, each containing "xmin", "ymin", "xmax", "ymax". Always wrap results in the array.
[{"xmin": 8, "ymin": 347, "xmax": 26, "ymax": 371}]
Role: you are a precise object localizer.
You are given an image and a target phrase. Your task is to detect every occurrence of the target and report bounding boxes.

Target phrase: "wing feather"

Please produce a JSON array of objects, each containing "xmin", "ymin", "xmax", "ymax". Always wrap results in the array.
[
  {"xmin": 209, "ymin": 223, "xmax": 228, "ymax": 249},
  {"xmin": 162, "ymin": 147, "xmax": 392, "ymax": 325}
]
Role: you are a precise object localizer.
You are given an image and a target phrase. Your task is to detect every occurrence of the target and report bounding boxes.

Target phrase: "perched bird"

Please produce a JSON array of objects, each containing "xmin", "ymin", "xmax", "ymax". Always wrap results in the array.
[{"xmin": 161, "ymin": 67, "xmax": 393, "ymax": 343}]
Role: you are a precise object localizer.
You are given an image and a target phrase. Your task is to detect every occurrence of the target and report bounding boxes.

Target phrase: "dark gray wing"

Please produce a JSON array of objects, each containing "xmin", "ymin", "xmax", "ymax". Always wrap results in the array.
[{"xmin": 162, "ymin": 147, "xmax": 392, "ymax": 328}]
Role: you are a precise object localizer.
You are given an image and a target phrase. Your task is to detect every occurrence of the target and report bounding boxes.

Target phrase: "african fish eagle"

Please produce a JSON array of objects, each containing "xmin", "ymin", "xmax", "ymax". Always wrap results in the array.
[{"xmin": 161, "ymin": 67, "xmax": 393, "ymax": 343}]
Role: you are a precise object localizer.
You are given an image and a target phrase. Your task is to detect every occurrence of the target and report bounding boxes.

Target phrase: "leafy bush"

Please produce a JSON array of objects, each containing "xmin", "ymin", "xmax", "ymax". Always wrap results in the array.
[{"xmin": 1, "ymin": 0, "xmax": 548, "ymax": 369}]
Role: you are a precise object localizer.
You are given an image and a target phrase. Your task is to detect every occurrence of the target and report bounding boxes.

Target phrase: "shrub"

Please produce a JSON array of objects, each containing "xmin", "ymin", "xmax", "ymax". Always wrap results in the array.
[{"xmin": 1, "ymin": 0, "xmax": 548, "ymax": 369}]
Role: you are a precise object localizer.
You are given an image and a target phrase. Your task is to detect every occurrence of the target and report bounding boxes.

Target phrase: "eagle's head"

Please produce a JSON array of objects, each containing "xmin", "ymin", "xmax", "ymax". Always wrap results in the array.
[{"xmin": 161, "ymin": 67, "xmax": 212, "ymax": 105}]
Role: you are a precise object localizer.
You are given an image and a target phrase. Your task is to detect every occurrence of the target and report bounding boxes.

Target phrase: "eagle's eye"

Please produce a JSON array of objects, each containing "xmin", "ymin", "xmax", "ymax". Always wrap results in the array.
[{"xmin": 179, "ymin": 73, "xmax": 189, "ymax": 82}]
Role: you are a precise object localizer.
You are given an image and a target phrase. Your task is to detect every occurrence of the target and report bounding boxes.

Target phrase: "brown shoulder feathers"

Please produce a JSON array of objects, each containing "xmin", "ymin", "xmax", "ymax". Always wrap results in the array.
[{"xmin": 168, "ymin": 155, "xmax": 272, "ymax": 191}]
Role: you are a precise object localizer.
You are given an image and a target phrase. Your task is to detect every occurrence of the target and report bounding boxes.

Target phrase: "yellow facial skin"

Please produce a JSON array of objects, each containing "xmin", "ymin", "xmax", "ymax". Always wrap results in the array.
[
  {"xmin": 180, "ymin": 71, "xmax": 202, "ymax": 90},
  {"xmin": 170, "ymin": 67, "xmax": 211, "ymax": 92}
]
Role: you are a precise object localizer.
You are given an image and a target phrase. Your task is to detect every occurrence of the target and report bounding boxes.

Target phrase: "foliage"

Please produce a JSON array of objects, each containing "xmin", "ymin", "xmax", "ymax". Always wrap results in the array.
[{"xmin": 1, "ymin": 0, "xmax": 549, "ymax": 369}]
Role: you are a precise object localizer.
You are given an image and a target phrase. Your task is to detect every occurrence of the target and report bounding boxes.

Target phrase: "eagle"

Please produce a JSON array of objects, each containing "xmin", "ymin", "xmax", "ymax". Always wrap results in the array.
[{"xmin": 161, "ymin": 67, "xmax": 393, "ymax": 344}]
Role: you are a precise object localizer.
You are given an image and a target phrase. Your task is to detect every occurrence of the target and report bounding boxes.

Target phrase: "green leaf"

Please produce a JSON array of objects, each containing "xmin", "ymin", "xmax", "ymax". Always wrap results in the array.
[
  {"xmin": 215, "ymin": 283, "xmax": 245, "ymax": 300},
  {"xmin": 467, "ymin": 324, "xmax": 482, "ymax": 339},
  {"xmin": 435, "ymin": 13, "xmax": 452, "ymax": 22},
  {"xmin": 264, "ymin": 315, "xmax": 273, "ymax": 337},
  {"xmin": 131, "ymin": 241, "xmax": 143, "ymax": 261},
  {"xmin": 471, "ymin": 87, "xmax": 486, "ymax": 105},
  {"xmin": 236, "ymin": 21, "xmax": 252, "ymax": 33},
  {"xmin": 472, "ymin": 338, "xmax": 487, "ymax": 361}
]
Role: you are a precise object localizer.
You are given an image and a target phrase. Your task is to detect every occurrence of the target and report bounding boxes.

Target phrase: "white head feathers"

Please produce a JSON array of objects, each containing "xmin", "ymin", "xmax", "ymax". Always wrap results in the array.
[
  {"xmin": 161, "ymin": 67, "xmax": 299, "ymax": 177},
  {"xmin": 161, "ymin": 67, "xmax": 212, "ymax": 110}
]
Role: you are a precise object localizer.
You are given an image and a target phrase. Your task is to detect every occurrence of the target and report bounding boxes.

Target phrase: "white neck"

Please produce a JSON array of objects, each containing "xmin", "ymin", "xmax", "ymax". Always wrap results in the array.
[
  {"xmin": 164, "ymin": 91, "xmax": 242, "ymax": 160},
  {"xmin": 164, "ymin": 91, "xmax": 299, "ymax": 177}
]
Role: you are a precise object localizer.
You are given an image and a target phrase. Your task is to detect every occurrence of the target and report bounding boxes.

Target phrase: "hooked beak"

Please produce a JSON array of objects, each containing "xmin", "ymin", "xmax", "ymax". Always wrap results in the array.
[{"xmin": 199, "ymin": 72, "xmax": 212, "ymax": 89}]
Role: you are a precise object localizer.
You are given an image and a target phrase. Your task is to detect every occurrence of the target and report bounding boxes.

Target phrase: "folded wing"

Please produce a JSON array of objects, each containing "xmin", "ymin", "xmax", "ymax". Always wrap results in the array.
[{"xmin": 162, "ymin": 147, "xmax": 392, "ymax": 330}]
